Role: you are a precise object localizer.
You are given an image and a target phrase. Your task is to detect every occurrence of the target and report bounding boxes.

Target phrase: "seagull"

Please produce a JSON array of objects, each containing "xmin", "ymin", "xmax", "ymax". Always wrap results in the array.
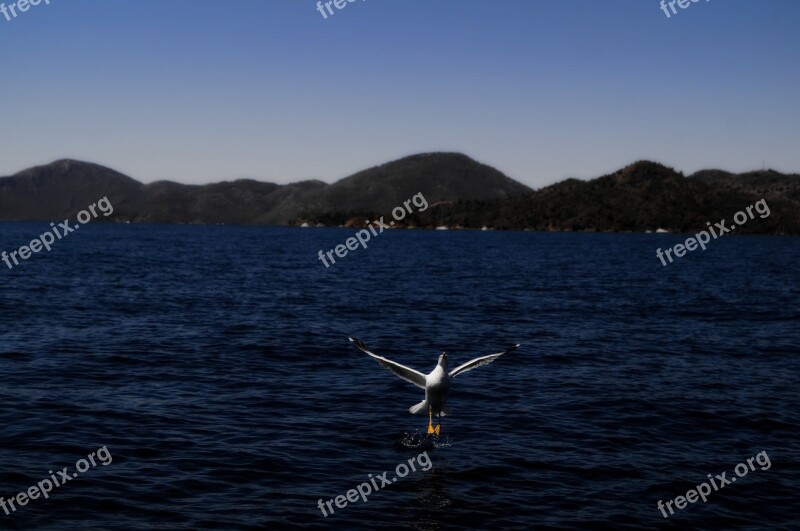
[{"xmin": 349, "ymin": 337, "xmax": 520, "ymax": 435}]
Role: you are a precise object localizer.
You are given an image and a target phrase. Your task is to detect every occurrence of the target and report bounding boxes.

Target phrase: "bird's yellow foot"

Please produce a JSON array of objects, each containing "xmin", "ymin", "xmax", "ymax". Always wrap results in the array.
[
  {"xmin": 434, "ymin": 424, "xmax": 441, "ymax": 436},
  {"xmin": 427, "ymin": 422, "xmax": 435, "ymax": 434}
]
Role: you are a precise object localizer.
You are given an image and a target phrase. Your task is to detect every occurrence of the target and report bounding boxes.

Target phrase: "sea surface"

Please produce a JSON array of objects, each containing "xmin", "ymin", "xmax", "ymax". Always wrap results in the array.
[{"xmin": 0, "ymin": 222, "xmax": 798, "ymax": 530}]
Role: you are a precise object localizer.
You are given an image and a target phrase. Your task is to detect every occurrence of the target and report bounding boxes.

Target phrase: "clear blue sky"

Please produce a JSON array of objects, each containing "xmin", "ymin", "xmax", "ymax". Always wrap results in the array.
[{"xmin": 1, "ymin": 0, "xmax": 798, "ymax": 187}]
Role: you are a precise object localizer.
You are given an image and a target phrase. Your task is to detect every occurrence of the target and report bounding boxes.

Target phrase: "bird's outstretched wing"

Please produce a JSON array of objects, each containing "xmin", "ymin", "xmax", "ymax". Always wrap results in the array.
[
  {"xmin": 349, "ymin": 337, "xmax": 427, "ymax": 389},
  {"xmin": 449, "ymin": 344, "xmax": 520, "ymax": 378}
]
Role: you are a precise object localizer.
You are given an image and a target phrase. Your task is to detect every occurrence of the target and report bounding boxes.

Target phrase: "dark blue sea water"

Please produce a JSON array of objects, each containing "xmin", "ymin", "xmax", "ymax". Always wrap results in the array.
[{"xmin": 0, "ymin": 222, "xmax": 798, "ymax": 530}]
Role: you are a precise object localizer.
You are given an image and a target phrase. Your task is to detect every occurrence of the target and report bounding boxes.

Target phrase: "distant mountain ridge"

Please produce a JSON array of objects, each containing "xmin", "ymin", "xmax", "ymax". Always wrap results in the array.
[
  {"xmin": 1, "ymin": 155, "xmax": 798, "ymax": 234},
  {"xmin": 404, "ymin": 161, "xmax": 800, "ymax": 234},
  {"xmin": 0, "ymin": 153, "xmax": 531, "ymax": 225}
]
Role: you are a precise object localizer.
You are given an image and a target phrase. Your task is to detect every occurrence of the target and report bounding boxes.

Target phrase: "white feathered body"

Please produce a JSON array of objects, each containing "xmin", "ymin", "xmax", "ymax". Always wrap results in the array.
[{"xmin": 410, "ymin": 364, "xmax": 451, "ymax": 416}]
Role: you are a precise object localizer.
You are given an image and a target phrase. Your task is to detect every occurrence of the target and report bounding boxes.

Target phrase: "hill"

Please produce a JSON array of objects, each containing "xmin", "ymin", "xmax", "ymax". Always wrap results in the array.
[
  {"xmin": 402, "ymin": 162, "xmax": 800, "ymax": 234},
  {"xmin": 0, "ymin": 153, "xmax": 530, "ymax": 225}
]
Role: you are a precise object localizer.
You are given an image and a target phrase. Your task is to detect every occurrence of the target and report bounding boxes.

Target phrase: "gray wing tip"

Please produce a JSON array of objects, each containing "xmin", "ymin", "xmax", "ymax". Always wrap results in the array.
[{"xmin": 348, "ymin": 336, "xmax": 369, "ymax": 352}]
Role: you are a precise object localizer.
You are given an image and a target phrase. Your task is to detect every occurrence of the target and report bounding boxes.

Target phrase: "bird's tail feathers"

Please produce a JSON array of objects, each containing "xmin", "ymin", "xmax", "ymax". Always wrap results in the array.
[{"xmin": 409, "ymin": 399, "xmax": 428, "ymax": 415}]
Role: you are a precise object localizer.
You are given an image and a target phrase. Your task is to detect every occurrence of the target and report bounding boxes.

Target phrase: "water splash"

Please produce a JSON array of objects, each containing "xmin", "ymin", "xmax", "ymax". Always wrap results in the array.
[{"xmin": 400, "ymin": 429, "xmax": 451, "ymax": 449}]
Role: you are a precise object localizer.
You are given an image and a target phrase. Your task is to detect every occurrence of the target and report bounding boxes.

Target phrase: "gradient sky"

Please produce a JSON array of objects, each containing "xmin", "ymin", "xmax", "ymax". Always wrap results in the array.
[{"xmin": 1, "ymin": 0, "xmax": 799, "ymax": 187}]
